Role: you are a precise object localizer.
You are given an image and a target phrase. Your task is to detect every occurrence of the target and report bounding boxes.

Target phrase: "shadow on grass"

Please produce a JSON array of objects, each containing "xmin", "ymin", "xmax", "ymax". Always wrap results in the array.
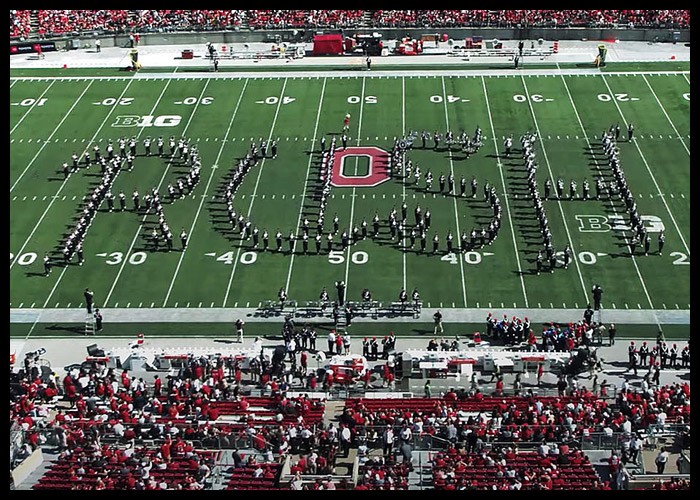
[
  {"xmin": 45, "ymin": 324, "xmax": 85, "ymax": 335},
  {"xmin": 25, "ymin": 271, "xmax": 49, "ymax": 278},
  {"xmin": 411, "ymin": 328, "xmax": 433, "ymax": 335},
  {"xmin": 213, "ymin": 339, "xmax": 239, "ymax": 345}
]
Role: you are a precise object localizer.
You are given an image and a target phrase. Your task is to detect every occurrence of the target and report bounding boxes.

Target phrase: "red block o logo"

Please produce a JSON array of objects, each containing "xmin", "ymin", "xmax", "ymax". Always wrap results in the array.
[{"xmin": 330, "ymin": 146, "xmax": 389, "ymax": 187}]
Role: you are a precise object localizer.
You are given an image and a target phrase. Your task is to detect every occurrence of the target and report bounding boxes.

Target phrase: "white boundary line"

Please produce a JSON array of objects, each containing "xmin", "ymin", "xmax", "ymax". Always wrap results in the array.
[
  {"xmin": 401, "ymin": 76, "xmax": 407, "ymax": 293},
  {"xmin": 8, "ymin": 70, "xmax": 691, "ymax": 82}
]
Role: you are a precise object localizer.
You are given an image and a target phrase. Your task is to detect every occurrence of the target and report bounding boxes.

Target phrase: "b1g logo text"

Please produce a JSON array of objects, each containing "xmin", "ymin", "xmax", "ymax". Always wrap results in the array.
[{"xmin": 112, "ymin": 115, "xmax": 182, "ymax": 127}]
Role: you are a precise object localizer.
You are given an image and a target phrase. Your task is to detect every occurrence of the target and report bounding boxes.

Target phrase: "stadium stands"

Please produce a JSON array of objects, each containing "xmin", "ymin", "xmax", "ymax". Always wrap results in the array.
[
  {"xmin": 8, "ymin": 9, "xmax": 691, "ymax": 492},
  {"xmin": 10, "ymin": 10, "xmax": 690, "ymax": 40}
]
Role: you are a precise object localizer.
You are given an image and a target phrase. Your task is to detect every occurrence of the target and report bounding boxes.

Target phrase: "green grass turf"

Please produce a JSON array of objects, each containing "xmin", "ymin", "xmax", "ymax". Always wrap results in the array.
[{"xmin": 11, "ymin": 68, "xmax": 689, "ymax": 328}]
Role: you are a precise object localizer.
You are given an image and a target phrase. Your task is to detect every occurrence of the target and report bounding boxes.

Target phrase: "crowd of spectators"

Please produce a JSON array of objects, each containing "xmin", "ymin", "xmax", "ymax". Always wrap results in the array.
[
  {"xmin": 246, "ymin": 10, "xmax": 365, "ymax": 30},
  {"xmin": 340, "ymin": 383, "xmax": 690, "ymax": 447},
  {"xmin": 32, "ymin": 441, "xmax": 216, "ymax": 490},
  {"xmin": 10, "ymin": 10, "xmax": 245, "ymax": 39},
  {"xmin": 10, "ymin": 10, "xmax": 31, "ymax": 39},
  {"xmin": 11, "ymin": 10, "xmax": 690, "ymax": 40},
  {"xmin": 35, "ymin": 10, "xmax": 132, "ymax": 38},
  {"xmin": 10, "ymin": 333, "xmax": 691, "ymax": 490},
  {"xmin": 369, "ymin": 10, "xmax": 690, "ymax": 29},
  {"xmin": 9, "ymin": 309, "xmax": 690, "ymax": 491},
  {"xmin": 430, "ymin": 444, "xmax": 603, "ymax": 490}
]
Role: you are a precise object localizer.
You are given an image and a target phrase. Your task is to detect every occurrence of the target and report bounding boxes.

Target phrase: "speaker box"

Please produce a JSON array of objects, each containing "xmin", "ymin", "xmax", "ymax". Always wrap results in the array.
[{"xmin": 87, "ymin": 344, "xmax": 105, "ymax": 357}]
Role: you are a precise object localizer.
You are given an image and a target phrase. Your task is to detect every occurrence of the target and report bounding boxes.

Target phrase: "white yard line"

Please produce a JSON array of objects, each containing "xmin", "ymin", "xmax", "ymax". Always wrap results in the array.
[
  {"xmin": 519, "ymin": 74, "xmax": 589, "ymax": 303},
  {"xmin": 641, "ymin": 74, "xmax": 690, "ymax": 156},
  {"xmin": 222, "ymin": 79, "xmax": 290, "ymax": 307},
  {"xmin": 440, "ymin": 76, "xmax": 468, "ymax": 307},
  {"xmin": 162, "ymin": 80, "xmax": 251, "ymax": 306},
  {"xmin": 10, "ymin": 80, "xmax": 55, "ymax": 135},
  {"xmin": 103, "ymin": 79, "xmax": 206, "ymax": 306},
  {"xmin": 600, "ymin": 74, "xmax": 690, "ymax": 256},
  {"xmin": 401, "ymin": 76, "xmax": 407, "ymax": 292},
  {"xmin": 10, "ymin": 80, "xmax": 93, "ymax": 193},
  {"xmin": 343, "ymin": 78, "xmax": 367, "ymax": 287},
  {"xmin": 284, "ymin": 78, "xmax": 328, "ymax": 295},
  {"xmin": 559, "ymin": 74, "xmax": 655, "ymax": 312},
  {"xmin": 481, "ymin": 76, "xmax": 528, "ymax": 307}
]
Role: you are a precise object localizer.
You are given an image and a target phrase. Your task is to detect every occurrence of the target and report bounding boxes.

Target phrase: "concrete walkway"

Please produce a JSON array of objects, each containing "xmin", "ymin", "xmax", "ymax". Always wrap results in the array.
[{"xmin": 9, "ymin": 306, "xmax": 689, "ymax": 325}]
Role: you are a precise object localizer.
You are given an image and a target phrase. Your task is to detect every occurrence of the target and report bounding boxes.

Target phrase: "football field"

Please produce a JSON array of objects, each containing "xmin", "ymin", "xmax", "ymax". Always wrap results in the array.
[{"xmin": 10, "ymin": 69, "xmax": 690, "ymax": 318}]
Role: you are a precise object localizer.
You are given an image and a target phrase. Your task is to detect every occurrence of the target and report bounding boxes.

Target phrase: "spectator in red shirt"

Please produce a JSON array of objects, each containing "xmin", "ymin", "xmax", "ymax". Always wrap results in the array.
[{"xmin": 495, "ymin": 377, "xmax": 504, "ymax": 396}]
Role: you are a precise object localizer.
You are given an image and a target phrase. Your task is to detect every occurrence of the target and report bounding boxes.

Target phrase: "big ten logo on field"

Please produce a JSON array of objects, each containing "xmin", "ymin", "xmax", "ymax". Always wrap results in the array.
[
  {"xmin": 330, "ymin": 146, "xmax": 389, "ymax": 187},
  {"xmin": 112, "ymin": 115, "xmax": 182, "ymax": 127},
  {"xmin": 576, "ymin": 214, "xmax": 664, "ymax": 233}
]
